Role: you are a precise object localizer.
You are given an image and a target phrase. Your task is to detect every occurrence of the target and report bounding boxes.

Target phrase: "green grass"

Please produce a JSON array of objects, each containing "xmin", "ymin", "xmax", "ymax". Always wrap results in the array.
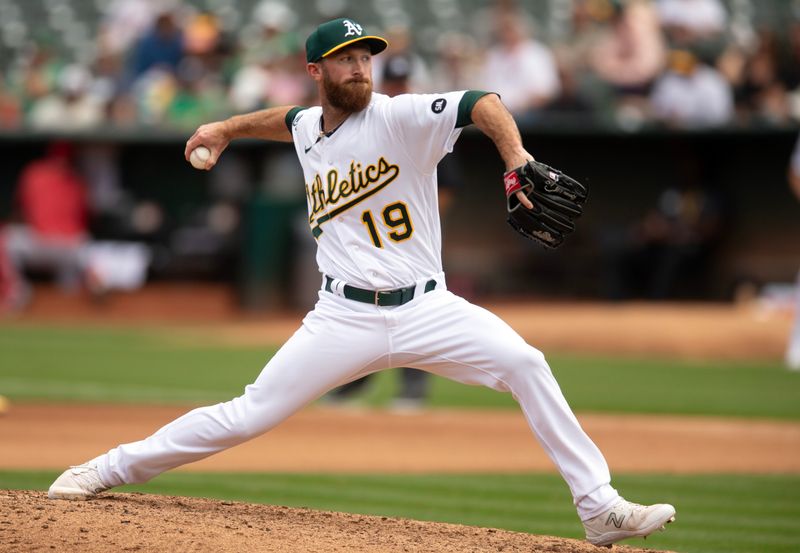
[
  {"xmin": 1, "ymin": 324, "xmax": 799, "ymax": 419},
  {"xmin": 2, "ymin": 470, "xmax": 798, "ymax": 553},
  {"xmin": 0, "ymin": 325, "xmax": 270, "ymax": 404}
]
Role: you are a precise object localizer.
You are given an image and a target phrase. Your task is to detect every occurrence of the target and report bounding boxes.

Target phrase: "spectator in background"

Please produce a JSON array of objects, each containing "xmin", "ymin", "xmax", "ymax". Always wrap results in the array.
[
  {"xmin": 77, "ymin": 144, "xmax": 129, "ymax": 220},
  {"xmin": 4, "ymin": 143, "xmax": 94, "ymax": 308},
  {"xmin": 787, "ymin": 133, "xmax": 800, "ymax": 371},
  {"xmin": 429, "ymin": 32, "xmax": 481, "ymax": 92},
  {"xmin": 230, "ymin": 2, "xmax": 294, "ymax": 112},
  {"xmin": 555, "ymin": 0, "xmax": 613, "ymax": 72},
  {"xmin": 244, "ymin": 0, "xmax": 298, "ymax": 66},
  {"xmin": 730, "ymin": 30, "xmax": 793, "ymax": 125},
  {"xmin": 184, "ymin": 12, "xmax": 221, "ymax": 58},
  {"xmin": 98, "ymin": 0, "xmax": 156, "ymax": 57},
  {"xmin": 0, "ymin": 79, "xmax": 22, "ymax": 128},
  {"xmin": 650, "ymin": 49, "xmax": 733, "ymax": 127},
  {"xmin": 657, "ymin": 0, "xmax": 728, "ymax": 67},
  {"xmin": 590, "ymin": 0, "xmax": 666, "ymax": 92},
  {"xmin": 231, "ymin": 3, "xmax": 307, "ymax": 111},
  {"xmin": 263, "ymin": 50, "xmax": 311, "ymax": 107},
  {"xmin": 229, "ymin": 53, "xmax": 274, "ymax": 113},
  {"xmin": 379, "ymin": 54, "xmax": 415, "ymax": 97},
  {"xmin": 165, "ymin": 57, "xmax": 226, "ymax": 130},
  {"xmin": 131, "ymin": 67, "xmax": 178, "ymax": 126},
  {"xmin": 17, "ymin": 41, "xmax": 64, "ymax": 109},
  {"xmin": 587, "ymin": 0, "xmax": 666, "ymax": 123},
  {"xmin": 657, "ymin": 0, "xmax": 727, "ymax": 43},
  {"xmin": 92, "ymin": 47, "xmax": 138, "ymax": 127},
  {"xmin": 130, "ymin": 8, "xmax": 184, "ymax": 78},
  {"xmin": 542, "ymin": 62, "xmax": 596, "ymax": 122},
  {"xmin": 780, "ymin": 21, "xmax": 800, "ymax": 98},
  {"xmin": 478, "ymin": 11, "xmax": 560, "ymax": 116},
  {"xmin": 28, "ymin": 65, "xmax": 104, "ymax": 130},
  {"xmin": 371, "ymin": 25, "xmax": 431, "ymax": 94},
  {"xmin": 551, "ymin": 0, "xmax": 619, "ymax": 118}
]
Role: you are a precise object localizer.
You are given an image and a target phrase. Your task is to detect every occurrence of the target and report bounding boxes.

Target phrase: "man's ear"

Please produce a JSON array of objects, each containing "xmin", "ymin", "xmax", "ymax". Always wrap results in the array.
[{"xmin": 307, "ymin": 62, "xmax": 322, "ymax": 80}]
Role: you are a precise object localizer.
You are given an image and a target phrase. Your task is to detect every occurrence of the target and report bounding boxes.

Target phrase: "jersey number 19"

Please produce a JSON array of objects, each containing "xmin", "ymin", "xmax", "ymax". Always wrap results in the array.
[{"xmin": 360, "ymin": 201, "xmax": 414, "ymax": 248}]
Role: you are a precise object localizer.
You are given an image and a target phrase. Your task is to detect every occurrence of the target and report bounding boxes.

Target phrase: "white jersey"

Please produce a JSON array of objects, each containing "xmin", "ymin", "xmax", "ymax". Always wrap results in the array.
[{"xmin": 289, "ymin": 91, "xmax": 467, "ymax": 289}]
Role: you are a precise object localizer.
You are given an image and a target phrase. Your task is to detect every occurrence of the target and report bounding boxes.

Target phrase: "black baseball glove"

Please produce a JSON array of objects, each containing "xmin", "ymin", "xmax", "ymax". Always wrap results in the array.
[{"xmin": 504, "ymin": 160, "xmax": 588, "ymax": 249}]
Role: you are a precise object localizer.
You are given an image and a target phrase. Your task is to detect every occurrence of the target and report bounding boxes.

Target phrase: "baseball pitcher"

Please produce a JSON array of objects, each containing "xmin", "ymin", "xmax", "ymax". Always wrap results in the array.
[{"xmin": 49, "ymin": 18, "xmax": 676, "ymax": 547}]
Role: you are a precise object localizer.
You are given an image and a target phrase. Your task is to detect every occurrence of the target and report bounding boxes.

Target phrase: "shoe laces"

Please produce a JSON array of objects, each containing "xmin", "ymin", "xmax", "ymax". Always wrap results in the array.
[
  {"xmin": 68, "ymin": 464, "xmax": 106, "ymax": 492},
  {"xmin": 614, "ymin": 499, "xmax": 648, "ymax": 522},
  {"xmin": 621, "ymin": 499, "xmax": 646, "ymax": 511}
]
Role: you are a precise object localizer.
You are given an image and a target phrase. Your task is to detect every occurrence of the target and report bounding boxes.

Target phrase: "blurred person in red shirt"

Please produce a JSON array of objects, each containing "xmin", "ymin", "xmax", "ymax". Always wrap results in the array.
[
  {"xmin": 3, "ymin": 142, "xmax": 93, "ymax": 309},
  {"xmin": 18, "ymin": 143, "xmax": 89, "ymax": 238}
]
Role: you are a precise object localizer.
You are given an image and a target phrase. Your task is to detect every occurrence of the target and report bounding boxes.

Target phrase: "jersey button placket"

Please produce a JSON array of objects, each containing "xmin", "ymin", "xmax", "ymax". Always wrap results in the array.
[{"xmin": 318, "ymin": 142, "xmax": 339, "ymax": 236}]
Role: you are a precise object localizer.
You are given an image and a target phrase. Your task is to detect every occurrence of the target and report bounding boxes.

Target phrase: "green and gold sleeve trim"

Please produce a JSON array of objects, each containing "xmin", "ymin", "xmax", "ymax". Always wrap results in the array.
[
  {"xmin": 456, "ymin": 90, "xmax": 497, "ymax": 128},
  {"xmin": 285, "ymin": 106, "xmax": 308, "ymax": 132}
]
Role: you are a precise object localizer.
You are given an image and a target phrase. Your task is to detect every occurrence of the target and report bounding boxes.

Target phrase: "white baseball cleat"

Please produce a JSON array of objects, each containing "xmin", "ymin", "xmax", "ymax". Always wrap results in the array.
[
  {"xmin": 48, "ymin": 460, "xmax": 110, "ymax": 501},
  {"xmin": 583, "ymin": 498, "xmax": 676, "ymax": 547}
]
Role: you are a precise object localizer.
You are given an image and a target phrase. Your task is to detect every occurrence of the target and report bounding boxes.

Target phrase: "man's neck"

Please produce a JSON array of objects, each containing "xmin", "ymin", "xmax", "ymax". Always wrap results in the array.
[{"xmin": 320, "ymin": 103, "xmax": 351, "ymax": 135}]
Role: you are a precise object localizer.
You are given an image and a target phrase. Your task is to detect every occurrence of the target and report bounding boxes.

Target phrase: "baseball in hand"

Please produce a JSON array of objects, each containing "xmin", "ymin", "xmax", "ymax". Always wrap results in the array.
[{"xmin": 189, "ymin": 146, "xmax": 211, "ymax": 170}]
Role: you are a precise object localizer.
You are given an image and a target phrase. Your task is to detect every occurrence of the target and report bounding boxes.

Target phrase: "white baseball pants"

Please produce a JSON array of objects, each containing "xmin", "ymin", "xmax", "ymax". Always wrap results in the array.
[{"xmin": 97, "ymin": 279, "xmax": 619, "ymax": 520}]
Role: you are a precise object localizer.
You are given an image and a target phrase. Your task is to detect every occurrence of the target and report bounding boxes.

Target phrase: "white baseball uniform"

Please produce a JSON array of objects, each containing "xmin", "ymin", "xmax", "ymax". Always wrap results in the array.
[{"xmin": 94, "ymin": 91, "xmax": 620, "ymax": 520}]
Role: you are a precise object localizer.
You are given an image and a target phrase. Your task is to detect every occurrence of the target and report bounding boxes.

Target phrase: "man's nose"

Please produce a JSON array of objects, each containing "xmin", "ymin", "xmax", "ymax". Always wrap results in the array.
[{"xmin": 352, "ymin": 59, "xmax": 368, "ymax": 76}]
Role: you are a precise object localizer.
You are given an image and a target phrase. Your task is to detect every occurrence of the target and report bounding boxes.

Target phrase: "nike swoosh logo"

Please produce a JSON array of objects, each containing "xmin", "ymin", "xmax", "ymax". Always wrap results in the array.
[{"xmin": 304, "ymin": 144, "xmax": 315, "ymax": 154}]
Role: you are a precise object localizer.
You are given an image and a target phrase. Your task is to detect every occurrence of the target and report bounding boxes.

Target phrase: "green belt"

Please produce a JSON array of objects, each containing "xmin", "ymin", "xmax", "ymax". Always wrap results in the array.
[{"xmin": 324, "ymin": 276, "xmax": 437, "ymax": 306}]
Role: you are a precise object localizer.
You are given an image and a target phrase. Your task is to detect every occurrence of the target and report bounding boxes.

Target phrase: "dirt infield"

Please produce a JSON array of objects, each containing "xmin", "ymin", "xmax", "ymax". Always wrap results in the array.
[
  {"xmin": 2, "ymin": 404, "xmax": 798, "ymax": 474},
  {"xmin": 0, "ymin": 490, "xmax": 676, "ymax": 553}
]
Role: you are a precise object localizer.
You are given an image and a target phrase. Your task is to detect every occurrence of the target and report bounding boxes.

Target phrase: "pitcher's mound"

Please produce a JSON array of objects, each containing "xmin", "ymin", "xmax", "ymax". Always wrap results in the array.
[{"xmin": 1, "ymin": 490, "xmax": 673, "ymax": 552}]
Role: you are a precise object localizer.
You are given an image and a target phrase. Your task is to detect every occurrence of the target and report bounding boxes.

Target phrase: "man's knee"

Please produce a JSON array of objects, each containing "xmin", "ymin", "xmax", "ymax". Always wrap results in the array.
[
  {"xmin": 502, "ymin": 346, "xmax": 552, "ymax": 384},
  {"xmin": 228, "ymin": 385, "xmax": 301, "ymax": 440}
]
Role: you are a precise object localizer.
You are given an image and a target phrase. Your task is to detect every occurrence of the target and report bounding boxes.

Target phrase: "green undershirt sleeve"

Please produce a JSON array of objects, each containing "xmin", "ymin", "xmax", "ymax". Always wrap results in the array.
[
  {"xmin": 456, "ymin": 90, "xmax": 497, "ymax": 128},
  {"xmin": 284, "ymin": 106, "xmax": 308, "ymax": 132}
]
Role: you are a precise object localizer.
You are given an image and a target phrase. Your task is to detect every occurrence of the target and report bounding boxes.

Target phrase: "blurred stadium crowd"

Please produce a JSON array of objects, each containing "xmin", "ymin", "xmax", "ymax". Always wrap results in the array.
[
  {"xmin": 0, "ymin": 0, "xmax": 799, "ymax": 132},
  {"xmin": 2, "ymin": 0, "xmax": 800, "ymax": 316}
]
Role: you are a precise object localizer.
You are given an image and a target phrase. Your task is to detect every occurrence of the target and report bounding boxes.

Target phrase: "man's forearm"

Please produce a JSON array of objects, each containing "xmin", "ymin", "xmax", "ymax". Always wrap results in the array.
[
  {"xmin": 184, "ymin": 105, "xmax": 296, "ymax": 169},
  {"xmin": 223, "ymin": 106, "xmax": 296, "ymax": 143},
  {"xmin": 471, "ymin": 94, "xmax": 532, "ymax": 171}
]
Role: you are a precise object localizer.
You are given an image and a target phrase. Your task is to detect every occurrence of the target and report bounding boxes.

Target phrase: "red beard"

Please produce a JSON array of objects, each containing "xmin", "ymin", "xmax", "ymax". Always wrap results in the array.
[{"xmin": 323, "ymin": 73, "xmax": 373, "ymax": 113}]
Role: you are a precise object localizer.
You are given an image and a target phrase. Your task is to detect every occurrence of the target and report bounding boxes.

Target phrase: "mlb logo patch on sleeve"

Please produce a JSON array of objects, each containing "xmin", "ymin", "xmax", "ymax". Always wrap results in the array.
[{"xmin": 431, "ymin": 98, "xmax": 447, "ymax": 114}]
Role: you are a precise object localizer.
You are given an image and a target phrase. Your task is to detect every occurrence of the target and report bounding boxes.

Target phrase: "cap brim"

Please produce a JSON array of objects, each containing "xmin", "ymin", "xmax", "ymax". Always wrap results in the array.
[{"xmin": 321, "ymin": 36, "xmax": 388, "ymax": 59}]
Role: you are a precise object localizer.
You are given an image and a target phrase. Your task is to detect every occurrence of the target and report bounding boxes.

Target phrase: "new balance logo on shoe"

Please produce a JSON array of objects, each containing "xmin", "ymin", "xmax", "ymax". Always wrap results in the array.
[{"xmin": 606, "ymin": 512, "xmax": 625, "ymax": 528}]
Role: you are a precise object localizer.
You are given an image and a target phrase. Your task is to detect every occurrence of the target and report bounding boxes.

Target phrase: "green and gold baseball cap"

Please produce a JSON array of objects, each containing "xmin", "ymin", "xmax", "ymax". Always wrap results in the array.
[{"xmin": 305, "ymin": 18, "xmax": 388, "ymax": 63}]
